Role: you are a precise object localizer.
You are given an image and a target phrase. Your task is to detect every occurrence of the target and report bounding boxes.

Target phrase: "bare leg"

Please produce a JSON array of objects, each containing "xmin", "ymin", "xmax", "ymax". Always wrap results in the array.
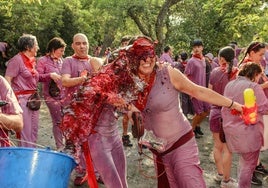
[
  {"xmin": 122, "ymin": 114, "xmax": 132, "ymax": 147},
  {"xmin": 122, "ymin": 114, "xmax": 129, "ymax": 136},
  {"xmin": 192, "ymin": 111, "xmax": 209, "ymax": 137}
]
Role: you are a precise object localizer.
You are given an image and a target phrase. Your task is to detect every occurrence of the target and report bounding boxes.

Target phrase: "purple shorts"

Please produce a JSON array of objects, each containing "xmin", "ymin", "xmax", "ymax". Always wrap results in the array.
[
  {"xmin": 209, "ymin": 117, "xmax": 221, "ymax": 133},
  {"xmin": 191, "ymin": 98, "xmax": 210, "ymax": 115}
]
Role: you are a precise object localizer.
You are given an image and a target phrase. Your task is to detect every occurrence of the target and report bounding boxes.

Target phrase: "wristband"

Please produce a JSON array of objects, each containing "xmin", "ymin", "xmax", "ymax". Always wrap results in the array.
[{"xmin": 228, "ymin": 100, "xmax": 234, "ymax": 109}]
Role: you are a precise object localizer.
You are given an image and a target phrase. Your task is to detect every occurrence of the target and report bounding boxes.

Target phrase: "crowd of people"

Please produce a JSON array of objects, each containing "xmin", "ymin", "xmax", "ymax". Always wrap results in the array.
[{"xmin": 0, "ymin": 33, "xmax": 268, "ymax": 188}]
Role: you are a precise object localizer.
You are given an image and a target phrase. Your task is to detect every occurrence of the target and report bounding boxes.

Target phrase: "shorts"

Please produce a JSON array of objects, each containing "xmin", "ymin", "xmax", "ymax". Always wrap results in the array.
[{"xmin": 191, "ymin": 98, "xmax": 210, "ymax": 115}]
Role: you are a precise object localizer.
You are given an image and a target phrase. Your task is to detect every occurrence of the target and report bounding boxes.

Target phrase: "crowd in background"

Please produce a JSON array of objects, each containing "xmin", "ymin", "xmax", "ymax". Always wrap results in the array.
[{"xmin": 0, "ymin": 33, "xmax": 268, "ymax": 188}]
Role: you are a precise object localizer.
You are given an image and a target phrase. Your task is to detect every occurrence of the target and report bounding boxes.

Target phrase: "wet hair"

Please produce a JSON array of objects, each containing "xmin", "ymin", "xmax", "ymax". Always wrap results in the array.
[
  {"xmin": 17, "ymin": 34, "xmax": 37, "ymax": 52},
  {"xmin": 128, "ymin": 35, "xmax": 154, "ymax": 46},
  {"xmin": 219, "ymin": 46, "xmax": 235, "ymax": 79},
  {"xmin": 163, "ymin": 46, "xmax": 170, "ymax": 53},
  {"xmin": 180, "ymin": 52, "xmax": 188, "ymax": 61},
  {"xmin": 46, "ymin": 37, "xmax": 66, "ymax": 53},
  {"xmin": 126, "ymin": 35, "xmax": 156, "ymax": 74},
  {"xmin": 239, "ymin": 41, "xmax": 265, "ymax": 66},
  {"xmin": 238, "ymin": 62, "xmax": 262, "ymax": 81}
]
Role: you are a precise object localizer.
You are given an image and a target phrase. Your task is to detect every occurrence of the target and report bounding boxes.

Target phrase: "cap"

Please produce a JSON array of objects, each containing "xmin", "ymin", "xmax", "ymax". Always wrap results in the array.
[
  {"xmin": 205, "ymin": 53, "xmax": 213, "ymax": 60},
  {"xmin": 192, "ymin": 39, "xmax": 203, "ymax": 47}
]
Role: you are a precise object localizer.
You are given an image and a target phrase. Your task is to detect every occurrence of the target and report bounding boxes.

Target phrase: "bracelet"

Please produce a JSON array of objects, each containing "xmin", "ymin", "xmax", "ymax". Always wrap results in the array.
[{"xmin": 228, "ymin": 100, "xmax": 234, "ymax": 109}]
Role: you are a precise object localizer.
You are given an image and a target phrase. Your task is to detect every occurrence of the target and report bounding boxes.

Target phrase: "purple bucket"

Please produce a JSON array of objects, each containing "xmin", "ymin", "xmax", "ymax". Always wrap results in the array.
[{"xmin": 0, "ymin": 147, "xmax": 76, "ymax": 188}]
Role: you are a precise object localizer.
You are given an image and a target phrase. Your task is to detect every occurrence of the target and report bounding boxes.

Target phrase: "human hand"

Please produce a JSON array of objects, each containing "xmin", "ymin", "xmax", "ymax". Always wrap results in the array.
[
  {"xmin": 261, "ymin": 81, "xmax": 268, "ymax": 89},
  {"xmin": 126, "ymin": 104, "xmax": 140, "ymax": 125},
  {"xmin": 50, "ymin": 72, "xmax": 61, "ymax": 81},
  {"xmin": 231, "ymin": 104, "xmax": 257, "ymax": 125}
]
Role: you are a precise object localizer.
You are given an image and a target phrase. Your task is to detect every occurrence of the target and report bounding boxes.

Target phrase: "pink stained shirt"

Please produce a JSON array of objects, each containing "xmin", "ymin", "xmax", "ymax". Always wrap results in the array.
[
  {"xmin": 159, "ymin": 53, "xmax": 175, "ymax": 67},
  {"xmin": 0, "ymin": 76, "xmax": 23, "ymax": 147},
  {"xmin": 61, "ymin": 56, "xmax": 93, "ymax": 105},
  {"xmin": 36, "ymin": 55, "xmax": 64, "ymax": 99},
  {"xmin": 5, "ymin": 54, "xmax": 39, "ymax": 92},
  {"xmin": 222, "ymin": 76, "xmax": 268, "ymax": 153},
  {"xmin": 184, "ymin": 56, "xmax": 207, "ymax": 87}
]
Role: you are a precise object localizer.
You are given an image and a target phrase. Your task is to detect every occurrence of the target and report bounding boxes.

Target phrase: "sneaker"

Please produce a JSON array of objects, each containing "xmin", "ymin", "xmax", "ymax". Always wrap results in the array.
[
  {"xmin": 74, "ymin": 173, "xmax": 88, "ymax": 186},
  {"xmin": 122, "ymin": 135, "xmax": 133, "ymax": 147},
  {"xmin": 220, "ymin": 177, "xmax": 238, "ymax": 188},
  {"xmin": 251, "ymin": 172, "xmax": 262, "ymax": 186},
  {"xmin": 214, "ymin": 173, "xmax": 223, "ymax": 183},
  {"xmin": 194, "ymin": 130, "xmax": 202, "ymax": 139},
  {"xmin": 255, "ymin": 163, "xmax": 268, "ymax": 175},
  {"xmin": 195, "ymin": 127, "xmax": 204, "ymax": 135}
]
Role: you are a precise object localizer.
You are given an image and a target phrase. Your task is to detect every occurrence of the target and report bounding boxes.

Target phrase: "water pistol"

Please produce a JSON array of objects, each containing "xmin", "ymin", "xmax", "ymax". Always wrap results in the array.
[{"xmin": 243, "ymin": 88, "xmax": 257, "ymax": 125}]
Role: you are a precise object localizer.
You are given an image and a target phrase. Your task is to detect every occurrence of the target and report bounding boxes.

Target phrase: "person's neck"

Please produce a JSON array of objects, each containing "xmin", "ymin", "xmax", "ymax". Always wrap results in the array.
[
  {"xmin": 23, "ymin": 51, "xmax": 34, "ymax": 59},
  {"xmin": 72, "ymin": 54, "xmax": 89, "ymax": 60},
  {"xmin": 192, "ymin": 53, "xmax": 203, "ymax": 60}
]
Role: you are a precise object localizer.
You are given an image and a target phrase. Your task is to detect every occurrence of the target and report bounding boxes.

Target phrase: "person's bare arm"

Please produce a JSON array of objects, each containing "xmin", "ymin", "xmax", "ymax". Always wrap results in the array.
[
  {"xmin": 0, "ymin": 113, "xmax": 23, "ymax": 132},
  {"xmin": 62, "ymin": 57, "xmax": 103, "ymax": 88},
  {"xmin": 168, "ymin": 66, "xmax": 242, "ymax": 112},
  {"xmin": 61, "ymin": 74, "xmax": 86, "ymax": 88}
]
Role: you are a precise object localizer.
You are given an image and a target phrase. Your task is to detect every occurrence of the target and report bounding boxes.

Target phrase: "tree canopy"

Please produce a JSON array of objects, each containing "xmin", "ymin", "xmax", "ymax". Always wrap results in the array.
[{"xmin": 0, "ymin": 0, "xmax": 267, "ymax": 57}]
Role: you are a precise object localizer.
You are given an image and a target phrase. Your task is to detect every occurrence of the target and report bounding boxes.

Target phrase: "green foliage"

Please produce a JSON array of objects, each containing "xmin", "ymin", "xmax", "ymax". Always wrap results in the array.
[{"xmin": 168, "ymin": 0, "xmax": 267, "ymax": 56}]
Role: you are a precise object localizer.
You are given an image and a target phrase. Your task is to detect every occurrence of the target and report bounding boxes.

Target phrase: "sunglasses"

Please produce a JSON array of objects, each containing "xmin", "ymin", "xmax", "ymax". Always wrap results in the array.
[{"xmin": 137, "ymin": 50, "xmax": 156, "ymax": 61}]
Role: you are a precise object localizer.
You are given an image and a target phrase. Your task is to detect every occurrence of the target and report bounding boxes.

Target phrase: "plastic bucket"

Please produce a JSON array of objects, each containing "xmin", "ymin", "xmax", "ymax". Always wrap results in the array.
[{"xmin": 0, "ymin": 147, "xmax": 76, "ymax": 188}]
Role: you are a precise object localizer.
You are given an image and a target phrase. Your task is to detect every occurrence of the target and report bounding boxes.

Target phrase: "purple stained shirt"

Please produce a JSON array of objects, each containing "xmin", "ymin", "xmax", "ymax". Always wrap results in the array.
[
  {"xmin": 235, "ymin": 48, "xmax": 242, "ymax": 58},
  {"xmin": 209, "ymin": 67, "xmax": 231, "ymax": 120},
  {"xmin": 0, "ymin": 75, "xmax": 23, "ymax": 146},
  {"xmin": 61, "ymin": 56, "xmax": 93, "ymax": 103},
  {"xmin": 159, "ymin": 53, "xmax": 175, "ymax": 66},
  {"xmin": 142, "ymin": 66, "xmax": 192, "ymax": 150},
  {"xmin": 0, "ymin": 42, "xmax": 7, "ymax": 52},
  {"xmin": 184, "ymin": 56, "xmax": 206, "ymax": 87},
  {"xmin": 222, "ymin": 76, "xmax": 268, "ymax": 153},
  {"xmin": 5, "ymin": 54, "xmax": 39, "ymax": 92},
  {"xmin": 36, "ymin": 56, "xmax": 64, "ymax": 98},
  {"xmin": 210, "ymin": 61, "xmax": 219, "ymax": 70}
]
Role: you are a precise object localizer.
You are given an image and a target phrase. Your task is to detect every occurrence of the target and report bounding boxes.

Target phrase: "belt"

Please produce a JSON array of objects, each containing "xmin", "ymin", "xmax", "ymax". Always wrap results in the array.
[
  {"xmin": 15, "ymin": 90, "xmax": 36, "ymax": 96},
  {"xmin": 150, "ymin": 130, "xmax": 194, "ymax": 188}
]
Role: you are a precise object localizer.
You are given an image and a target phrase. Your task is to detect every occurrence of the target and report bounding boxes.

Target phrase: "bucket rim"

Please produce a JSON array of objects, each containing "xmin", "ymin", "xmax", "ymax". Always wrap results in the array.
[{"xmin": 0, "ymin": 147, "xmax": 76, "ymax": 163}]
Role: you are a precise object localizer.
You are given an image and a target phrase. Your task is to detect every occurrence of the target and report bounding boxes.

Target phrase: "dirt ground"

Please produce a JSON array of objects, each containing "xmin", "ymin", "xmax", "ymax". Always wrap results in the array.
[{"xmin": 36, "ymin": 102, "xmax": 268, "ymax": 188}]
